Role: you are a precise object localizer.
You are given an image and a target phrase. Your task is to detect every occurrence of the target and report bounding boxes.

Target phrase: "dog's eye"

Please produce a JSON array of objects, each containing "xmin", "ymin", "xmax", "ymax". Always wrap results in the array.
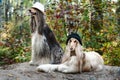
[
  {"xmin": 74, "ymin": 40, "xmax": 77, "ymax": 43},
  {"xmin": 69, "ymin": 40, "xmax": 72, "ymax": 42}
]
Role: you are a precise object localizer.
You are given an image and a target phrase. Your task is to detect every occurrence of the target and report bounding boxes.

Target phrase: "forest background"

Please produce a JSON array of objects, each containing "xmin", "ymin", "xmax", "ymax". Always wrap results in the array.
[{"xmin": 0, "ymin": 0, "xmax": 120, "ymax": 66}]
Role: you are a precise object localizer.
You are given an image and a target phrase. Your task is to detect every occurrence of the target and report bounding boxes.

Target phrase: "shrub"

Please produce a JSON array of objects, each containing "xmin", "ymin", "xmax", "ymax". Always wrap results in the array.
[
  {"xmin": 103, "ymin": 41, "xmax": 120, "ymax": 66},
  {"xmin": 0, "ymin": 19, "xmax": 31, "ymax": 65}
]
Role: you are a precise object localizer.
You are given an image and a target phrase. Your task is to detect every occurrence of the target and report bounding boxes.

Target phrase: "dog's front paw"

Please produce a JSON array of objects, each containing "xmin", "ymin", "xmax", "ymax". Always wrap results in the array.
[
  {"xmin": 36, "ymin": 64, "xmax": 51, "ymax": 73},
  {"xmin": 62, "ymin": 70, "xmax": 68, "ymax": 73},
  {"xmin": 29, "ymin": 61, "xmax": 38, "ymax": 66},
  {"xmin": 57, "ymin": 64, "xmax": 67, "ymax": 72},
  {"xmin": 36, "ymin": 66, "xmax": 43, "ymax": 72}
]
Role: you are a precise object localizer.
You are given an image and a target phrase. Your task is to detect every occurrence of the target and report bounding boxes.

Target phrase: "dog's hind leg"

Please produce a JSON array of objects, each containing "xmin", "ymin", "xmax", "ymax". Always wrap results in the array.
[{"xmin": 94, "ymin": 65, "xmax": 104, "ymax": 71}]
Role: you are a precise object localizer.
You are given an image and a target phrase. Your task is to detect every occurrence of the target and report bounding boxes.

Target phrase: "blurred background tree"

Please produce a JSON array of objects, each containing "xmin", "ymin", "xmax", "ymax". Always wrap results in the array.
[{"xmin": 0, "ymin": 0, "xmax": 120, "ymax": 66}]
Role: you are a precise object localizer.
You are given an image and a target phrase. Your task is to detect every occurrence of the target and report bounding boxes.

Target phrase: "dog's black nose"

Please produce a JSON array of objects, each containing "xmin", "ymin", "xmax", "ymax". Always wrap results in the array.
[
  {"xmin": 70, "ymin": 48, "xmax": 73, "ymax": 51},
  {"xmin": 29, "ymin": 9, "xmax": 31, "ymax": 13}
]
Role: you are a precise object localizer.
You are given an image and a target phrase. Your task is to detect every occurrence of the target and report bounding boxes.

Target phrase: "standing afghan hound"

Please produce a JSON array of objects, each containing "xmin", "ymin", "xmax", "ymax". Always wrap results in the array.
[
  {"xmin": 29, "ymin": 2, "xmax": 63, "ymax": 66},
  {"xmin": 37, "ymin": 33, "xmax": 104, "ymax": 73}
]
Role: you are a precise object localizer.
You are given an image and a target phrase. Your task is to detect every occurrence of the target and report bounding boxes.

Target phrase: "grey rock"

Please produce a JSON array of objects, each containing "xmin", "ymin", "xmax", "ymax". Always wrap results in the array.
[{"xmin": 0, "ymin": 62, "xmax": 119, "ymax": 80}]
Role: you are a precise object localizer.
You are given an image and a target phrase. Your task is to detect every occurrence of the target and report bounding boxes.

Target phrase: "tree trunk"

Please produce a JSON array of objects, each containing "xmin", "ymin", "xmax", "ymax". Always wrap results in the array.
[
  {"xmin": 116, "ymin": 1, "xmax": 120, "ymax": 25},
  {"xmin": 116, "ymin": 0, "xmax": 120, "ymax": 37},
  {"xmin": 5, "ymin": 2, "xmax": 8, "ymax": 23},
  {"xmin": 90, "ymin": 0, "xmax": 103, "ymax": 31}
]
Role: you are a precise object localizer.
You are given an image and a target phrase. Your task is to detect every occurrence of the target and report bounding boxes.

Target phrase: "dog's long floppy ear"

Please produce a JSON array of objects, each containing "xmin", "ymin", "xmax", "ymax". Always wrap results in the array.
[
  {"xmin": 75, "ymin": 40, "xmax": 84, "ymax": 59},
  {"xmin": 75, "ymin": 41, "xmax": 84, "ymax": 73},
  {"xmin": 61, "ymin": 45, "xmax": 70, "ymax": 63}
]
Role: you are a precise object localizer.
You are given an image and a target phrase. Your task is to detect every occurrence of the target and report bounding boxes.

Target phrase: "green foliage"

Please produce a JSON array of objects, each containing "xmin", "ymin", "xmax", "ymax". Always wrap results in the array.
[
  {"xmin": 103, "ymin": 41, "xmax": 120, "ymax": 66},
  {"xmin": 0, "ymin": 20, "xmax": 31, "ymax": 65},
  {"xmin": 45, "ymin": 0, "xmax": 120, "ymax": 66},
  {"xmin": 0, "ymin": 47, "xmax": 13, "ymax": 65},
  {"xmin": 0, "ymin": 0, "xmax": 120, "ymax": 66}
]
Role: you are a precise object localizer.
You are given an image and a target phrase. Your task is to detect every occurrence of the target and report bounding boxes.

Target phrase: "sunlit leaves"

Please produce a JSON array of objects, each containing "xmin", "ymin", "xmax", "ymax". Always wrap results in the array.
[{"xmin": 0, "ymin": 0, "xmax": 120, "ymax": 66}]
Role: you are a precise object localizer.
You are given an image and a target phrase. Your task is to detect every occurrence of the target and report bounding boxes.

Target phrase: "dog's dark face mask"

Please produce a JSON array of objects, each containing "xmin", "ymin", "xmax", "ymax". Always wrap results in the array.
[
  {"xmin": 29, "ymin": 8, "xmax": 37, "ymax": 16},
  {"xmin": 29, "ymin": 8, "xmax": 37, "ymax": 33},
  {"xmin": 29, "ymin": 8, "xmax": 44, "ymax": 34}
]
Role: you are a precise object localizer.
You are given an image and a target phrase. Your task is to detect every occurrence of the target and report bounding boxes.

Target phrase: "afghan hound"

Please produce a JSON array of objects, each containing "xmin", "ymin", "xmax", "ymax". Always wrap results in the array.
[
  {"xmin": 29, "ymin": 2, "xmax": 63, "ymax": 66},
  {"xmin": 36, "ymin": 33, "xmax": 104, "ymax": 73}
]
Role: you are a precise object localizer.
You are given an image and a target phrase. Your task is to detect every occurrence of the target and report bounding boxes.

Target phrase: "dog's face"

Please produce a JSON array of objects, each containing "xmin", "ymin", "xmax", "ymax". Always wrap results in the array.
[
  {"xmin": 29, "ymin": 8, "xmax": 39, "ymax": 23},
  {"xmin": 68, "ymin": 38, "xmax": 78, "ymax": 51},
  {"xmin": 29, "ymin": 8, "xmax": 44, "ymax": 33},
  {"xmin": 29, "ymin": 8, "xmax": 37, "ymax": 16}
]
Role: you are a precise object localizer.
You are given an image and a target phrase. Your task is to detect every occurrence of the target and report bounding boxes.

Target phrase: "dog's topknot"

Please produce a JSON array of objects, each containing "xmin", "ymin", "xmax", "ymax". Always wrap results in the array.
[{"xmin": 66, "ymin": 33, "xmax": 82, "ymax": 45}]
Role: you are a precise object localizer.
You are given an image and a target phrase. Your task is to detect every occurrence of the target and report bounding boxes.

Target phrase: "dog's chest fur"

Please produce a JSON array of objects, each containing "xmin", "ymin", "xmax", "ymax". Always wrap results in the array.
[
  {"xmin": 70, "ymin": 51, "xmax": 76, "ymax": 56},
  {"xmin": 32, "ymin": 31, "xmax": 47, "ymax": 56}
]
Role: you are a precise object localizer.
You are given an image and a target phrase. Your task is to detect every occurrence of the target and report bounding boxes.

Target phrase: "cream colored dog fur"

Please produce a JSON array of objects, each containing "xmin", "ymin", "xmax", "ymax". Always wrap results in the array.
[{"xmin": 37, "ymin": 38, "xmax": 104, "ymax": 73}]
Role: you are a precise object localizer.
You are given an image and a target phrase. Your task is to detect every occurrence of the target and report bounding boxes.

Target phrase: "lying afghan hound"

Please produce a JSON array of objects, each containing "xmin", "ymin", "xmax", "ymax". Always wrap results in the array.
[
  {"xmin": 29, "ymin": 2, "xmax": 63, "ymax": 66},
  {"xmin": 36, "ymin": 33, "xmax": 104, "ymax": 73}
]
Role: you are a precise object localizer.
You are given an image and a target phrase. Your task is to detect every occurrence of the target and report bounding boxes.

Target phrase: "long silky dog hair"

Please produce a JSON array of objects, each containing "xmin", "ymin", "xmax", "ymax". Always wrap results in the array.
[
  {"xmin": 29, "ymin": 8, "xmax": 63, "ymax": 65},
  {"xmin": 36, "ymin": 33, "xmax": 104, "ymax": 73},
  {"xmin": 61, "ymin": 36, "xmax": 104, "ymax": 73}
]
